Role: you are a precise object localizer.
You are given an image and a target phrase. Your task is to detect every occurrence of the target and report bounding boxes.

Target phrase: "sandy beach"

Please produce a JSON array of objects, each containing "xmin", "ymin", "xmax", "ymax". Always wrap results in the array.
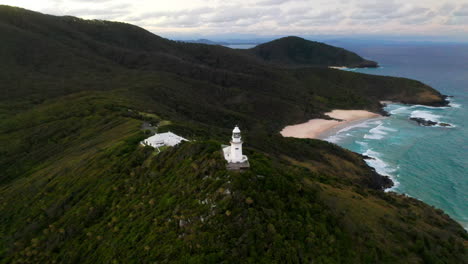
[{"xmin": 280, "ymin": 110, "xmax": 381, "ymax": 139}]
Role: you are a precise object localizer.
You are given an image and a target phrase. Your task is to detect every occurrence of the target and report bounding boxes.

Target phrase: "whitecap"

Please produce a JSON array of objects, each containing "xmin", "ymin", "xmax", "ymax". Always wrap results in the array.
[
  {"xmin": 449, "ymin": 102, "xmax": 461, "ymax": 108},
  {"xmin": 356, "ymin": 141, "xmax": 369, "ymax": 153},
  {"xmin": 390, "ymin": 106, "xmax": 411, "ymax": 115},
  {"xmin": 356, "ymin": 141, "xmax": 368, "ymax": 147},
  {"xmin": 363, "ymin": 123, "xmax": 397, "ymax": 140},
  {"xmin": 409, "ymin": 110, "xmax": 441, "ymax": 122},
  {"xmin": 325, "ymin": 134, "xmax": 342, "ymax": 143},
  {"xmin": 409, "ymin": 104, "xmax": 449, "ymax": 110},
  {"xmin": 363, "ymin": 149, "xmax": 381, "ymax": 158},
  {"xmin": 385, "ymin": 174, "xmax": 401, "ymax": 192},
  {"xmin": 445, "ymin": 97, "xmax": 462, "ymax": 108},
  {"xmin": 364, "ymin": 133, "xmax": 384, "ymax": 140},
  {"xmin": 324, "ymin": 119, "xmax": 376, "ymax": 143},
  {"xmin": 362, "ymin": 149, "xmax": 400, "ymax": 191}
]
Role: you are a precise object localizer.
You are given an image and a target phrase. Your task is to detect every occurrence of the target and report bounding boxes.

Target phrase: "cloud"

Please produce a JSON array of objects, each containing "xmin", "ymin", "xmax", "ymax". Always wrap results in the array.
[
  {"xmin": 442, "ymin": 3, "xmax": 468, "ymax": 25},
  {"xmin": 128, "ymin": 7, "xmax": 213, "ymax": 23},
  {"xmin": 453, "ymin": 4, "xmax": 468, "ymax": 16},
  {"xmin": 2, "ymin": 0, "xmax": 467, "ymax": 40},
  {"xmin": 385, "ymin": 7, "xmax": 430, "ymax": 19},
  {"xmin": 206, "ymin": 6, "xmax": 281, "ymax": 23},
  {"xmin": 257, "ymin": 0, "xmax": 286, "ymax": 6},
  {"xmin": 351, "ymin": 1, "xmax": 430, "ymax": 20},
  {"xmin": 438, "ymin": 3, "xmax": 456, "ymax": 15},
  {"xmin": 445, "ymin": 16, "xmax": 468, "ymax": 25},
  {"xmin": 278, "ymin": 9, "xmax": 345, "ymax": 27},
  {"xmin": 257, "ymin": 0, "xmax": 301, "ymax": 6},
  {"xmin": 400, "ymin": 11, "xmax": 435, "ymax": 25},
  {"xmin": 63, "ymin": 4, "xmax": 131, "ymax": 18},
  {"xmin": 68, "ymin": 0, "xmax": 114, "ymax": 2},
  {"xmin": 131, "ymin": 5, "xmax": 282, "ymax": 29}
]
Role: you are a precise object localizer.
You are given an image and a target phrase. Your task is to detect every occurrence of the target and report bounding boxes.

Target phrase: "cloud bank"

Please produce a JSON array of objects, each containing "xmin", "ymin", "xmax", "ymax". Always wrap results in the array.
[{"xmin": 1, "ymin": 0, "xmax": 468, "ymax": 40}]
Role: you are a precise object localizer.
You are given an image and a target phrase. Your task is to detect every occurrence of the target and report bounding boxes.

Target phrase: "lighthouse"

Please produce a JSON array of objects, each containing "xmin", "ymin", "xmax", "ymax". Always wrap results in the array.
[{"xmin": 223, "ymin": 126, "xmax": 249, "ymax": 169}]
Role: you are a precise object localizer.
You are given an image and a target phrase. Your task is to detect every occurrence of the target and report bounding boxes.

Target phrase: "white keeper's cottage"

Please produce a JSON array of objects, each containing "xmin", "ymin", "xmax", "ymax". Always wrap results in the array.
[
  {"xmin": 223, "ymin": 126, "xmax": 250, "ymax": 170},
  {"xmin": 142, "ymin": 132, "xmax": 187, "ymax": 148}
]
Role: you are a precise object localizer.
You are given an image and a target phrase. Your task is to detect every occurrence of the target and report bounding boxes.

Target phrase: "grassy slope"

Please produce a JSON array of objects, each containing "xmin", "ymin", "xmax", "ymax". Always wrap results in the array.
[{"xmin": 0, "ymin": 5, "xmax": 466, "ymax": 263}]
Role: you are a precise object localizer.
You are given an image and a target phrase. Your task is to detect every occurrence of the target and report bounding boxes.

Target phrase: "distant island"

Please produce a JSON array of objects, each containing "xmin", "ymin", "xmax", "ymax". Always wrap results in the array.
[{"xmin": 0, "ymin": 5, "xmax": 465, "ymax": 264}]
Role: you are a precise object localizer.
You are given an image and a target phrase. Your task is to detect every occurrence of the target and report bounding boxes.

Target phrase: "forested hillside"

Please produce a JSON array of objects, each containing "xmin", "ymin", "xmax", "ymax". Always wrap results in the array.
[
  {"xmin": 0, "ymin": 5, "xmax": 465, "ymax": 264},
  {"xmin": 247, "ymin": 36, "xmax": 379, "ymax": 68}
]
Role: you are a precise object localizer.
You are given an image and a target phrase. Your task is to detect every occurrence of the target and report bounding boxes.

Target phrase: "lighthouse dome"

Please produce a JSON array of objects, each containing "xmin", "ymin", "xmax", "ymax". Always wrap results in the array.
[{"xmin": 233, "ymin": 126, "xmax": 241, "ymax": 133}]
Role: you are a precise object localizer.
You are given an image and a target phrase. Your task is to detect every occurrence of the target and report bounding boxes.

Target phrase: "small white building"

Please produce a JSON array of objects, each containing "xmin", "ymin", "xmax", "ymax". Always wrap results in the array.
[
  {"xmin": 223, "ymin": 126, "xmax": 249, "ymax": 169},
  {"xmin": 142, "ymin": 132, "xmax": 187, "ymax": 148}
]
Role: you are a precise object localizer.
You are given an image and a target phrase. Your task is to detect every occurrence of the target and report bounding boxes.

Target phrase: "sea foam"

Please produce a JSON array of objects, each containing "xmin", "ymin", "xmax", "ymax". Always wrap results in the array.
[
  {"xmin": 449, "ymin": 101, "xmax": 461, "ymax": 108},
  {"xmin": 409, "ymin": 104, "xmax": 449, "ymax": 110},
  {"xmin": 389, "ymin": 106, "xmax": 411, "ymax": 115},
  {"xmin": 324, "ymin": 120, "xmax": 374, "ymax": 143},
  {"xmin": 364, "ymin": 123, "xmax": 397, "ymax": 140},
  {"xmin": 450, "ymin": 103, "xmax": 462, "ymax": 108},
  {"xmin": 446, "ymin": 97, "xmax": 462, "ymax": 108},
  {"xmin": 409, "ymin": 110, "xmax": 442, "ymax": 122},
  {"xmin": 363, "ymin": 149, "xmax": 400, "ymax": 191}
]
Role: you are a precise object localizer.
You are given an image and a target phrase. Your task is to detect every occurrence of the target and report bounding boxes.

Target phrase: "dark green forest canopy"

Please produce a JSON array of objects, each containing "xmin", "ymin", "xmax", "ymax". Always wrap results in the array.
[
  {"xmin": 0, "ymin": 5, "xmax": 465, "ymax": 264},
  {"xmin": 246, "ymin": 36, "xmax": 379, "ymax": 68}
]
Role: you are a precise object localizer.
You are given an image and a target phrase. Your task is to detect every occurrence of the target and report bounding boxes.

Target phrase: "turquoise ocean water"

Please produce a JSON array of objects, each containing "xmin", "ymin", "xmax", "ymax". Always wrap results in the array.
[
  {"xmin": 227, "ymin": 42, "xmax": 468, "ymax": 229},
  {"xmin": 326, "ymin": 44, "xmax": 468, "ymax": 229}
]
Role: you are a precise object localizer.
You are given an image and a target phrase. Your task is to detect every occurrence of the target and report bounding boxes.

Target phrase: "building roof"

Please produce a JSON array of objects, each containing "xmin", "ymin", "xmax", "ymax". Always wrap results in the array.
[{"xmin": 142, "ymin": 132, "xmax": 187, "ymax": 147}]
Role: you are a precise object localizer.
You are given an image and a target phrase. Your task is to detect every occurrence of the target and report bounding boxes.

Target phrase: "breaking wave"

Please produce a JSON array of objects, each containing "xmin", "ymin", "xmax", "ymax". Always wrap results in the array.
[
  {"xmin": 390, "ymin": 106, "xmax": 411, "ymax": 115},
  {"xmin": 448, "ymin": 98, "xmax": 461, "ymax": 108},
  {"xmin": 409, "ymin": 110, "xmax": 442, "ymax": 122},
  {"xmin": 363, "ymin": 149, "xmax": 400, "ymax": 191},
  {"xmin": 364, "ymin": 123, "xmax": 397, "ymax": 140},
  {"xmin": 325, "ymin": 120, "xmax": 375, "ymax": 143}
]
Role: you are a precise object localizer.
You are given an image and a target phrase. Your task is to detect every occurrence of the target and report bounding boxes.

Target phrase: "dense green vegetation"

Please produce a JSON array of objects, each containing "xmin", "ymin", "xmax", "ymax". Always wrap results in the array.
[
  {"xmin": 0, "ymin": 5, "xmax": 465, "ymax": 263},
  {"xmin": 247, "ymin": 36, "xmax": 379, "ymax": 68},
  {"xmin": 0, "ymin": 5, "xmax": 447, "ymax": 123}
]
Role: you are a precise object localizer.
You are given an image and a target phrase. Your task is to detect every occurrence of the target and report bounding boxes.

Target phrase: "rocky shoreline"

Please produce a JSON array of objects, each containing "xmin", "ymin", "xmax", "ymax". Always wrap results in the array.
[
  {"xmin": 429, "ymin": 95, "xmax": 451, "ymax": 107},
  {"xmin": 365, "ymin": 95, "xmax": 453, "ymax": 190},
  {"xmin": 410, "ymin": 117, "xmax": 451, "ymax": 127},
  {"xmin": 361, "ymin": 155, "xmax": 394, "ymax": 190},
  {"xmin": 380, "ymin": 95, "xmax": 452, "ymax": 127},
  {"xmin": 354, "ymin": 59, "xmax": 379, "ymax": 68}
]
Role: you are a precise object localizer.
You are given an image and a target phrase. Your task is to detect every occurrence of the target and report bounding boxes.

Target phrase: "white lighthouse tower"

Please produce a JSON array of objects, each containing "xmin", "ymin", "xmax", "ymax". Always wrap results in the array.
[{"xmin": 223, "ymin": 126, "xmax": 249, "ymax": 169}]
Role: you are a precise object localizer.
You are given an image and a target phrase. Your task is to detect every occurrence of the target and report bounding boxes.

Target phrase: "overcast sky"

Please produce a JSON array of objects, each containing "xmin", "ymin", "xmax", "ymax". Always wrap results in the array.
[{"xmin": 2, "ymin": 0, "xmax": 468, "ymax": 41}]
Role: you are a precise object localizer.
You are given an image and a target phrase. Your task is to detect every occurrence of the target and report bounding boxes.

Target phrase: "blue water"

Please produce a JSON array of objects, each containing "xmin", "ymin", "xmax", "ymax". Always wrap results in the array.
[
  {"xmin": 227, "ymin": 41, "xmax": 468, "ymax": 228},
  {"xmin": 224, "ymin": 44, "xmax": 257, "ymax": 49},
  {"xmin": 324, "ymin": 43, "xmax": 468, "ymax": 229}
]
